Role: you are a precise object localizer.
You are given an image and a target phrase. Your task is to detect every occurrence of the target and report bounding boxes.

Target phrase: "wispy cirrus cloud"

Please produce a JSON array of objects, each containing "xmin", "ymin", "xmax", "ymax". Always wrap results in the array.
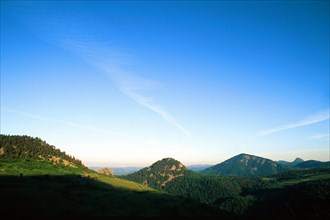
[
  {"xmin": 99, "ymin": 64, "xmax": 190, "ymax": 136},
  {"xmin": 59, "ymin": 37, "xmax": 190, "ymax": 136},
  {"xmin": 7, "ymin": 4, "xmax": 190, "ymax": 136},
  {"xmin": 252, "ymin": 109, "xmax": 329, "ymax": 138}
]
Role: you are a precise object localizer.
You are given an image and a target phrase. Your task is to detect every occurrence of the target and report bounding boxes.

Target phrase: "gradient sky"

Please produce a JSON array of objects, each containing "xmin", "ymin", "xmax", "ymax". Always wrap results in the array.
[{"xmin": 1, "ymin": 1, "xmax": 329, "ymax": 167}]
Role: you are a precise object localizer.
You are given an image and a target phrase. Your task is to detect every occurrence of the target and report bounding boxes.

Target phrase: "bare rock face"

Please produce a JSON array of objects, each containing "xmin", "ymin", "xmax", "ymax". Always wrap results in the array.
[{"xmin": 98, "ymin": 168, "xmax": 113, "ymax": 176}]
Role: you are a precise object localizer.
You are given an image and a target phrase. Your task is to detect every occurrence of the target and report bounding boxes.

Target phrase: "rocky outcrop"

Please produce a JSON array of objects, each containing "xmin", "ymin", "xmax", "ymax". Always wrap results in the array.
[{"xmin": 98, "ymin": 168, "xmax": 113, "ymax": 176}]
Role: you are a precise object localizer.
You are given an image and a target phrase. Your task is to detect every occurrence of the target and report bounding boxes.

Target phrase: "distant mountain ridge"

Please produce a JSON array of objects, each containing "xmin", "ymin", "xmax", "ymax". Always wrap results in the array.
[
  {"xmin": 277, "ymin": 158, "xmax": 330, "ymax": 169},
  {"xmin": 277, "ymin": 157, "xmax": 304, "ymax": 166},
  {"xmin": 187, "ymin": 164, "xmax": 212, "ymax": 172},
  {"xmin": 295, "ymin": 160, "xmax": 330, "ymax": 168},
  {"xmin": 90, "ymin": 166, "xmax": 142, "ymax": 176},
  {"xmin": 201, "ymin": 153, "xmax": 293, "ymax": 177}
]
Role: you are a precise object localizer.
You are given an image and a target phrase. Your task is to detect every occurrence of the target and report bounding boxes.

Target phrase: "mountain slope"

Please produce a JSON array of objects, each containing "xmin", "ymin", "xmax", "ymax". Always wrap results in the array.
[
  {"xmin": 0, "ymin": 134, "xmax": 85, "ymax": 169},
  {"xmin": 202, "ymin": 153, "xmax": 292, "ymax": 177},
  {"xmin": 295, "ymin": 160, "xmax": 330, "ymax": 168}
]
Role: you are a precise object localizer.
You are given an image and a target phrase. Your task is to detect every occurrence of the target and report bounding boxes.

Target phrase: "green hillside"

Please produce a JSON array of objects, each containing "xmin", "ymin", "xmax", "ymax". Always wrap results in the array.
[
  {"xmin": 0, "ymin": 135, "xmax": 226, "ymax": 218},
  {"xmin": 0, "ymin": 134, "xmax": 85, "ymax": 168},
  {"xmin": 202, "ymin": 153, "xmax": 293, "ymax": 177},
  {"xmin": 0, "ymin": 172, "xmax": 224, "ymax": 218}
]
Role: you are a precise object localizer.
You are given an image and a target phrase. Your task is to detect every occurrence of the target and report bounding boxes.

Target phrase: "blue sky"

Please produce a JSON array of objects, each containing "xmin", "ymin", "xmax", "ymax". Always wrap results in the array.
[{"xmin": 1, "ymin": 1, "xmax": 329, "ymax": 166}]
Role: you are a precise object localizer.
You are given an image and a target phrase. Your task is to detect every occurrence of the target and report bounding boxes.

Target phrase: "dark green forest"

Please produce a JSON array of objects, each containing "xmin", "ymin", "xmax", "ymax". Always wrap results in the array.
[
  {"xmin": 123, "ymin": 156, "xmax": 330, "ymax": 217},
  {"xmin": 123, "ymin": 159, "xmax": 242, "ymax": 205}
]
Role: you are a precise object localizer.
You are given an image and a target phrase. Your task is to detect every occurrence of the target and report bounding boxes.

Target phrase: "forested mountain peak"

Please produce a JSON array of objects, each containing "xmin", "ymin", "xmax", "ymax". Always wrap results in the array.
[
  {"xmin": 149, "ymin": 157, "xmax": 186, "ymax": 171},
  {"xmin": 224, "ymin": 153, "xmax": 271, "ymax": 166},
  {"xmin": 202, "ymin": 153, "xmax": 292, "ymax": 177},
  {"xmin": 123, "ymin": 157, "xmax": 191, "ymax": 188},
  {"xmin": 292, "ymin": 157, "xmax": 304, "ymax": 165},
  {"xmin": 0, "ymin": 134, "xmax": 86, "ymax": 169}
]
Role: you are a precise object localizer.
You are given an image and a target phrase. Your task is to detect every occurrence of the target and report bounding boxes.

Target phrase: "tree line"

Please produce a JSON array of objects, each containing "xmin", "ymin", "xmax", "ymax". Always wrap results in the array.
[{"xmin": 0, "ymin": 134, "xmax": 85, "ymax": 168}]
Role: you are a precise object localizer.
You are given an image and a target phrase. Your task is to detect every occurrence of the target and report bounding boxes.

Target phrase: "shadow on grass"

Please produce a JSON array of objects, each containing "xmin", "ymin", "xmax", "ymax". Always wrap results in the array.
[{"xmin": 0, "ymin": 174, "xmax": 230, "ymax": 219}]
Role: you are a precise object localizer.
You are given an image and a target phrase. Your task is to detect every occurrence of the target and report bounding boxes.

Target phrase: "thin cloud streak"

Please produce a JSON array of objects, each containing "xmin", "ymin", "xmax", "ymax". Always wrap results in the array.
[
  {"xmin": 9, "ymin": 6, "xmax": 190, "ymax": 136},
  {"xmin": 1, "ymin": 107, "xmax": 153, "ymax": 142},
  {"xmin": 62, "ymin": 40, "xmax": 190, "ymax": 136},
  {"xmin": 252, "ymin": 109, "xmax": 330, "ymax": 138},
  {"xmin": 123, "ymin": 89, "xmax": 190, "ymax": 136},
  {"xmin": 97, "ymin": 64, "xmax": 190, "ymax": 136}
]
